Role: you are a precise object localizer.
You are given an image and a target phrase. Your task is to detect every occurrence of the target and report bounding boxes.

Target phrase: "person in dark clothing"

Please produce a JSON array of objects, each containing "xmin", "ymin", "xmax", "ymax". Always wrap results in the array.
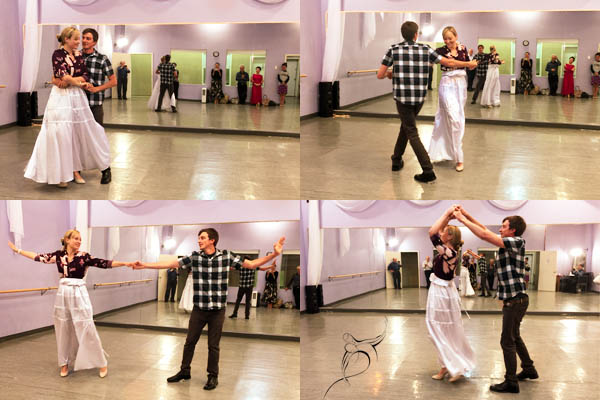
[
  {"xmin": 285, "ymin": 266, "xmax": 301, "ymax": 309},
  {"xmin": 165, "ymin": 268, "xmax": 178, "ymax": 302},
  {"xmin": 173, "ymin": 63, "xmax": 179, "ymax": 100},
  {"xmin": 387, "ymin": 258, "xmax": 401, "ymax": 289},
  {"xmin": 236, "ymin": 65, "xmax": 249, "ymax": 104},
  {"xmin": 116, "ymin": 61, "xmax": 130, "ymax": 99},
  {"xmin": 546, "ymin": 55, "xmax": 561, "ymax": 96}
]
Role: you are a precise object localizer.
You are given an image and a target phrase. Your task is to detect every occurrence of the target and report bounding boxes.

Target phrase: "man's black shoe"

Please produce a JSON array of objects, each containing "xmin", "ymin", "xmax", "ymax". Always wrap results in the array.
[
  {"xmin": 167, "ymin": 370, "xmax": 191, "ymax": 382},
  {"xmin": 391, "ymin": 159, "xmax": 404, "ymax": 171},
  {"xmin": 229, "ymin": 314, "xmax": 237, "ymax": 319},
  {"xmin": 490, "ymin": 381, "xmax": 519, "ymax": 393},
  {"xmin": 517, "ymin": 369, "xmax": 539, "ymax": 381},
  {"xmin": 414, "ymin": 171, "xmax": 436, "ymax": 183},
  {"xmin": 100, "ymin": 167, "xmax": 111, "ymax": 184},
  {"xmin": 203, "ymin": 376, "xmax": 218, "ymax": 390}
]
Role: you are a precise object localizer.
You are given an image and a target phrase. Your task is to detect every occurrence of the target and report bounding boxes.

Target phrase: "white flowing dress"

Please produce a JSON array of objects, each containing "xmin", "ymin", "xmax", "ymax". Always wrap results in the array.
[
  {"xmin": 480, "ymin": 64, "xmax": 501, "ymax": 107},
  {"xmin": 459, "ymin": 266, "xmax": 475, "ymax": 297},
  {"xmin": 178, "ymin": 273, "xmax": 194, "ymax": 312},
  {"xmin": 428, "ymin": 69, "xmax": 467, "ymax": 163},
  {"xmin": 24, "ymin": 86, "xmax": 111, "ymax": 184},
  {"xmin": 147, "ymin": 79, "xmax": 177, "ymax": 110},
  {"xmin": 426, "ymin": 273, "xmax": 475, "ymax": 377}
]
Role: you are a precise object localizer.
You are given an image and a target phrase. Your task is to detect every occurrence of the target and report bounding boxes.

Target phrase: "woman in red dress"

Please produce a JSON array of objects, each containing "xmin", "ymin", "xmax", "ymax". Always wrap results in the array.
[
  {"xmin": 250, "ymin": 66, "xmax": 263, "ymax": 107},
  {"xmin": 562, "ymin": 57, "xmax": 575, "ymax": 98}
]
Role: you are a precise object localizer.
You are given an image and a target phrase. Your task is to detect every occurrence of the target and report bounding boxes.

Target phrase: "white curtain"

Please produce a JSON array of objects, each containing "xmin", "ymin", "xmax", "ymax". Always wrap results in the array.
[
  {"xmin": 338, "ymin": 228, "xmax": 350, "ymax": 256},
  {"xmin": 334, "ymin": 200, "xmax": 377, "ymax": 213},
  {"xmin": 321, "ymin": 0, "xmax": 345, "ymax": 82},
  {"xmin": 19, "ymin": 0, "xmax": 42, "ymax": 93},
  {"xmin": 75, "ymin": 200, "xmax": 90, "ymax": 253},
  {"xmin": 143, "ymin": 226, "xmax": 160, "ymax": 263},
  {"xmin": 6, "ymin": 201, "xmax": 24, "ymax": 249},
  {"xmin": 360, "ymin": 12, "xmax": 377, "ymax": 49},
  {"xmin": 107, "ymin": 227, "xmax": 120, "ymax": 259},
  {"xmin": 97, "ymin": 25, "xmax": 113, "ymax": 61},
  {"xmin": 307, "ymin": 200, "xmax": 323, "ymax": 286}
]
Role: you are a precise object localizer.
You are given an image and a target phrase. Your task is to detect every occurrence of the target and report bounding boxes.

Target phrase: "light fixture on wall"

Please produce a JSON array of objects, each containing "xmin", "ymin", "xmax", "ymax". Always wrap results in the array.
[
  {"xmin": 570, "ymin": 248, "xmax": 583, "ymax": 257},
  {"xmin": 163, "ymin": 237, "xmax": 176, "ymax": 250},
  {"xmin": 116, "ymin": 37, "xmax": 129, "ymax": 48},
  {"xmin": 388, "ymin": 238, "xmax": 399, "ymax": 247},
  {"xmin": 421, "ymin": 24, "xmax": 434, "ymax": 37}
]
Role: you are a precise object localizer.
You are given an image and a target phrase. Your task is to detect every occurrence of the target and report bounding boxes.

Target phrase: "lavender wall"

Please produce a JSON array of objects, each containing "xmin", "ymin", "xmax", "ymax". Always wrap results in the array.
[
  {"xmin": 545, "ymin": 224, "xmax": 594, "ymax": 276},
  {"xmin": 0, "ymin": 200, "xmax": 157, "ymax": 339},
  {"xmin": 341, "ymin": 0, "xmax": 598, "ymax": 12},
  {"xmin": 299, "ymin": 0, "xmax": 326, "ymax": 116},
  {"xmin": 89, "ymin": 200, "xmax": 300, "ymax": 227},
  {"xmin": 0, "ymin": 0, "xmax": 22, "ymax": 126},
  {"xmin": 591, "ymin": 224, "xmax": 600, "ymax": 292},
  {"xmin": 337, "ymin": 11, "xmax": 600, "ymax": 106},
  {"xmin": 319, "ymin": 200, "xmax": 600, "ymax": 228},
  {"xmin": 39, "ymin": 0, "xmax": 300, "ymax": 24},
  {"xmin": 120, "ymin": 23, "xmax": 299, "ymax": 102}
]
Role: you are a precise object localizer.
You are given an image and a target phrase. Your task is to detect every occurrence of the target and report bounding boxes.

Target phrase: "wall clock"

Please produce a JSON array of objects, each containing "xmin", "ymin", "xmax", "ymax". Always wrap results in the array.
[
  {"xmin": 522, "ymin": 40, "xmax": 529, "ymax": 46},
  {"xmin": 213, "ymin": 51, "xmax": 219, "ymax": 57}
]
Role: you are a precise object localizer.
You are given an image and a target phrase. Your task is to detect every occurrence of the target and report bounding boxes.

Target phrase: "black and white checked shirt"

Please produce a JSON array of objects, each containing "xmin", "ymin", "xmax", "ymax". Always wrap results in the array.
[
  {"xmin": 478, "ymin": 257, "xmax": 488, "ymax": 275},
  {"xmin": 496, "ymin": 236, "xmax": 527, "ymax": 300},
  {"xmin": 178, "ymin": 249, "xmax": 245, "ymax": 310},
  {"xmin": 473, "ymin": 53, "xmax": 489, "ymax": 78},
  {"xmin": 157, "ymin": 62, "xmax": 175, "ymax": 85},
  {"xmin": 381, "ymin": 41, "xmax": 442, "ymax": 105},
  {"xmin": 238, "ymin": 267, "xmax": 255, "ymax": 288},
  {"xmin": 83, "ymin": 49, "xmax": 114, "ymax": 106}
]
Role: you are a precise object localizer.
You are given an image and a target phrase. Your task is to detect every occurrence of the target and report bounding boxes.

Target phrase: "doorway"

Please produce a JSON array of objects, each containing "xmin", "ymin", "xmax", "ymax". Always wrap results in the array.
[
  {"xmin": 285, "ymin": 54, "xmax": 300, "ymax": 97},
  {"xmin": 400, "ymin": 251, "xmax": 419, "ymax": 288}
]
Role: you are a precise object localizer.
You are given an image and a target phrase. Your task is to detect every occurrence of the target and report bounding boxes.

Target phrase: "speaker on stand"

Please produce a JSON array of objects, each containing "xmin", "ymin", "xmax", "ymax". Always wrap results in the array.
[
  {"xmin": 17, "ymin": 92, "xmax": 32, "ymax": 126},
  {"xmin": 318, "ymin": 82, "xmax": 333, "ymax": 117}
]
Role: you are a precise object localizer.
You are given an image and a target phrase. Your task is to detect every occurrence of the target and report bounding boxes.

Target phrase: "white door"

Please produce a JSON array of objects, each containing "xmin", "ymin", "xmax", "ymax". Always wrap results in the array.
[
  {"xmin": 285, "ymin": 58, "xmax": 299, "ymax": 97},
  {"xmin": 385, "ymin": 251, "xmax": 401, "ymax": 289},
  {"xmin": 157, "ymin": 254, "xmax": 178, "ymax": 301},
  {"xmin": 537, "ymin": 250, "xmax": 557, "ymax": 292}
]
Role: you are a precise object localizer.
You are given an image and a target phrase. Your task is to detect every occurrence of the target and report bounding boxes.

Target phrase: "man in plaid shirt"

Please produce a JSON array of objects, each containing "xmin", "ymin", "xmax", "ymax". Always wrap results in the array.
[
  {"xmin": 52, "ymin": 28, "xmax": 115, "ymax": 184},
  {"xmin": 471, "ymin": 44, "xmax": 490, "ymax": 104},
  {"xmin": 453, "ymin": 206, "xmax": 537, "ymax": 394},
  {"xmin": 228, "ymin": 259, "xmax": 257, "ymax": 319},
  {"xmin": 135, "ymin": 229, "xmax": 285, "ymax": 391},
  {"xmin": 155, "ymin": 54, "xmax": 177, "ymax": 112},
  {"xmin": 477, "ymin": 252, "xmax": 490, "ymax": 297},
  {"xmin": 377, "ymin": 21, "xmax": 477, "ymax": 183}
]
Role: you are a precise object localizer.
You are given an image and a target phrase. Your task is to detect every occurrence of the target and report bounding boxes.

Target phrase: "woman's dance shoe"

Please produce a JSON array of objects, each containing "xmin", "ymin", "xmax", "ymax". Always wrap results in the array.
[
  {"xmin": 432, "ymin": 368, "xmax": 448, "ymax": 380},
  {"xmin": 74, "ymin": 176, "xmax": 86, "ymax": 184},
  {"xmin": 449, "ymin": 374, "xmax": 464, "ymax": 383},
  {"xmin": 455, "ymin": 164, "xmax": 464, "ymax": 172},
  {"xmin": 58, "ymin": 182, "xmax": 68, "ymax": 188},
  {"xmin": 99, "ymin": 366, "xmax": 108, "ymax": 378},
  {"xmin": 60, "ymin": 365, "xmax": 69, "ymax": 377}
]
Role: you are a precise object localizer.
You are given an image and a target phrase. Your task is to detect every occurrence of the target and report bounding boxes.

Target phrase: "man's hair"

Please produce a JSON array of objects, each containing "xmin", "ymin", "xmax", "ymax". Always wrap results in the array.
[
  {"xmin": 173, "ymin": 63, "xmax": 177, "ymax": 66},
  {"xmin": 477, "ymin": 44, "xmax": 484, "ymax": 49},
  {"xmin": 165, "ymin": 54, "xmax": 171, "ymax": 62},
  {"xmin": 502, "ymin": 216, "xmax": 526, "ymax": 236},
  {"xmin": 82, "ymin": 28, "xmax": 98, "ymax": 43},
  {"xmin": 596, "ymin": 52, "xmax": 600, "ymax": 58},
  {"xmin": 198, "ymin": 228, "xmax": 219, "ymax": 246},
  {"xmin": 401, "ymin": 21, "xmax": 419, "ymax": 42}
]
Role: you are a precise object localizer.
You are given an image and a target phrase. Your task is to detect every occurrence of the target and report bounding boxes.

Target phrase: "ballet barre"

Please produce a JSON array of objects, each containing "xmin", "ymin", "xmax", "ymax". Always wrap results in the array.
[
  {"xmin": 300, "ymin": 74, "xmax": 307, "ymax": 78},
  {"xmin": 0, "ymin": 287, "xmax": 58, "ymax": 296},
  {"xmin": 0, "ymin": 85, "xmax": 6, "ymax": 88},
  {"xmin": 328, "ymin": 271, "xmax": 381, "ymax": 281},
  {"xmin": 347, "ymin": 69, "xmax": 379, "ymax": 76},
  {"xmin": 93, "ymin": 279, "xmax": 153, "ymax": 289}
]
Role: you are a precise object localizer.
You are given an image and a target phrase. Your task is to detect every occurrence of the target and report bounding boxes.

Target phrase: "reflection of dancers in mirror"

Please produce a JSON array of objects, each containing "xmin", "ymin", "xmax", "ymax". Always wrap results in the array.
[
  {"xmin": 25, "ymin": 27, "xmax": 111, "ymax": 188},
  {"xmin": 323, "ymin": 318, "xmax": 387, "ymax": 399},
  {"xmin": 428, "ymin": 26, "xmax": 470, "ymax": 172},
  {"xmin": 7, "ymin": 230, "xmax": 135, "ymax": 378},
  {"xmin": 426, "ymin": 205, "xmax": 475, "ymax": 383},
  {"xmin": 251, "ymin": 66, "xmax": 264, "ymax": 107},
  {"xmin": 148, "ymin": 56, "xmax": 176, "ymax": 111},
  {"xmin": 154, "ymin": 54, "xmax": 177, "ymax": 112},
  {"xmin": 480, "ymin": 45, "xmax": 504, "ymax": 108}
]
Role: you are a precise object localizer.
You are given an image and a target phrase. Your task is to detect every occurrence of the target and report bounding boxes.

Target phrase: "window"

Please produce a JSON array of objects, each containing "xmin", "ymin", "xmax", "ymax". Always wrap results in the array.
[
  {"xmin": 279, "ymin": 251, "xmax": 300, "ymax": 289},
  {"xmin": 170, "ymin": 49, "xmax": 207, "ymax": 85},
  {"xmin": 228, "ymin": 251, "xmax": 259, "ymax": 288},
  {"xmin": 536, "ymin": 40, "xmax": 579, "ymax": 78},
  {"xmin": 477, "ymin": 38, "xmax": 515, "ymax": 75},
  {"xmin": 225, "ymin": 50, "xmax": 266, "ymax": 86}
]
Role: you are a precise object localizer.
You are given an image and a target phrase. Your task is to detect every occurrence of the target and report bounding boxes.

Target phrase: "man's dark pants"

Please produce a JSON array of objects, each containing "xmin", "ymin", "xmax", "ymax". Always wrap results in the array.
[
  {"xmin": 90, "ymin": 105, "xmax": 104, "ymax": 126},
  {"xmin": 425, "ymin": 270, "xmax": 433, "ymax": 289},
  {"xmin": 174, "ymin": 81, "xmax": 179, "ymax": 99},
  {"xmin": 157, "ymin": 83, "xmax": 175, "ymax": 110},
  {"xmin": 392, "ymin": 270, "xmax": 401, "ymax": 289},
  {"xmin": 467, "ymin": 69, "xmax": 476, "ymax": 90},
  {"xmin": 393, "ymin": 101, "xmax": 433, "ymax": 172},
  {"xmin": 180, "ymin": 306, "xmax": 226, "ymax": 378},
  {"xmin": 238, "ymin": 83, "xmax": 247, "ymax": 104},
  {"xmin": 501, "ymin": 294, "xmax": 535, "ymax": 382},
  {"xmin": 165, "ymin": 280, "xmax": 177, "ymax": 302},
  {"xmin": 117, "ymin": 78, "xmax": 127, "ymax": 99},
  {"xmin": 548, "ymin": 75, "xmax": 559, "ymax": 96},
  {"xmin": 231, "ymin": 287, "xmax": 252, "ymax": 318},
  {"xmin": 472, "ymin": 75, "xmax": 486, "ymax": 102},
  {"xmin": 293, "ymin": 286, "xmax": 300, "ymax": 310}
]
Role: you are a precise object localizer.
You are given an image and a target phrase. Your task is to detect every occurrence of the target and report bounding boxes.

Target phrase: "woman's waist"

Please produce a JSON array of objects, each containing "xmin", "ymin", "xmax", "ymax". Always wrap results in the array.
[
  {"xmin": 59, "ymin": 277, "xmax": 86, "ymax": 286},
  {"xmin": 430, "ymin": 273, "xmax": 455, "ymax": 286},
  {"xmin": 441, "ymin": 69, "xmax": 467, "ymax": 78}
]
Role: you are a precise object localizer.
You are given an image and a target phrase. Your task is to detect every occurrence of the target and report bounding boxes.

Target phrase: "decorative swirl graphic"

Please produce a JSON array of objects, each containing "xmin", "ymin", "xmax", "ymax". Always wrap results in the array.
[{"xmin": 323, "ymin": 318, "xmax": 388, "ymax": 399}]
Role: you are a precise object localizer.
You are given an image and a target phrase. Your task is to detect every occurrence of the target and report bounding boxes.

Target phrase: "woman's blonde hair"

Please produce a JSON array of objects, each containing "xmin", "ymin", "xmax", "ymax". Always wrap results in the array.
[
  {"xmin": 57, "ymin": 26, "xmax": 79, "ymax": 46},
  {"xmin": 61, "ymin": 229, "xmax": 81, "ymax": 251},
  {"xmin": 442, "ymin": 26, "xmax": 458, "ymax": 39},
  {"xmin": 445, "ymin": 225, "xmax": 464, "ymax": 251}
]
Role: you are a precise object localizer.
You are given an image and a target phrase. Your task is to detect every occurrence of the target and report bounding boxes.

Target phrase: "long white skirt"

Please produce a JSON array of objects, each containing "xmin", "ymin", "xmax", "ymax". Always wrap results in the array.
[
  {"xmin": 54, "ymin": 278, "xmax": 107, "ymax": 370},
  {"xmin": 24, "ymin": 86, "xmax": 110, "ymax": 184},
  {"xmin": 459, "ymin": 266, "xmax": 475, "ymax": 297},
  {"xmin": 429, "ymin": 70, "xmax": 467, "ymax": 163},
  {"xmin": 147, "ymin": 79, "xmax": 177, "ymax": 110},
  {"xmin": 480, "ymin": 64, "xmax": 501, "ymax": 107},
  {"xmin": 178, "ymin": 274, "xmax": 194, "ymax": 312},
  {"xmin": 426, "ymin": 273, "xmax": 475, "ymax": 377}
]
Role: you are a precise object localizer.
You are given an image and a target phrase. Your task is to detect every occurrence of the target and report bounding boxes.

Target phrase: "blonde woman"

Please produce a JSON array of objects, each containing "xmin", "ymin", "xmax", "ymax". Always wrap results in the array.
[
  {"xmin": 426, "ymin": 205, "xmax": 475, "ymax": 383},
  {"xmin": 428, "ymin": 26, "xmax": 470, "ymax": 172},
  {"xmin": 7, "ymin": 229, "xmax": 135, "ymax": 378},
  {"xmin": 25, "ymin": 27, "xmax": 111, "ymax": 187},
  {"xmin": 480, "ymin": 45, "xmax": 504, "ymax": 107}
]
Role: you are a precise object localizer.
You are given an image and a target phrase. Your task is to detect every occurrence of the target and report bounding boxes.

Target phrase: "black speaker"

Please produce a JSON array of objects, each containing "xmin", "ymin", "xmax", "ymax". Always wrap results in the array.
[
  {"xmin": 305, "ymin": 285, "xmax": 320, "ymax": 314},
  {"xmin": 318, "ymin": 81, "xmax": 333, "ymax": 117},
  {"xmin": 332, "ymin": 81, "xmax": 340, "ymax": 110},
  {"xmin": 30, "ymin": 91, "xmax": 39, "ymax": 119},
  {"xmin": 17, "ymin": 92, "xmax": 32, "ymax": 126},
  {"xmin": 316, "ymin": 284, "xmax": 324, "ymax": 307}
]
